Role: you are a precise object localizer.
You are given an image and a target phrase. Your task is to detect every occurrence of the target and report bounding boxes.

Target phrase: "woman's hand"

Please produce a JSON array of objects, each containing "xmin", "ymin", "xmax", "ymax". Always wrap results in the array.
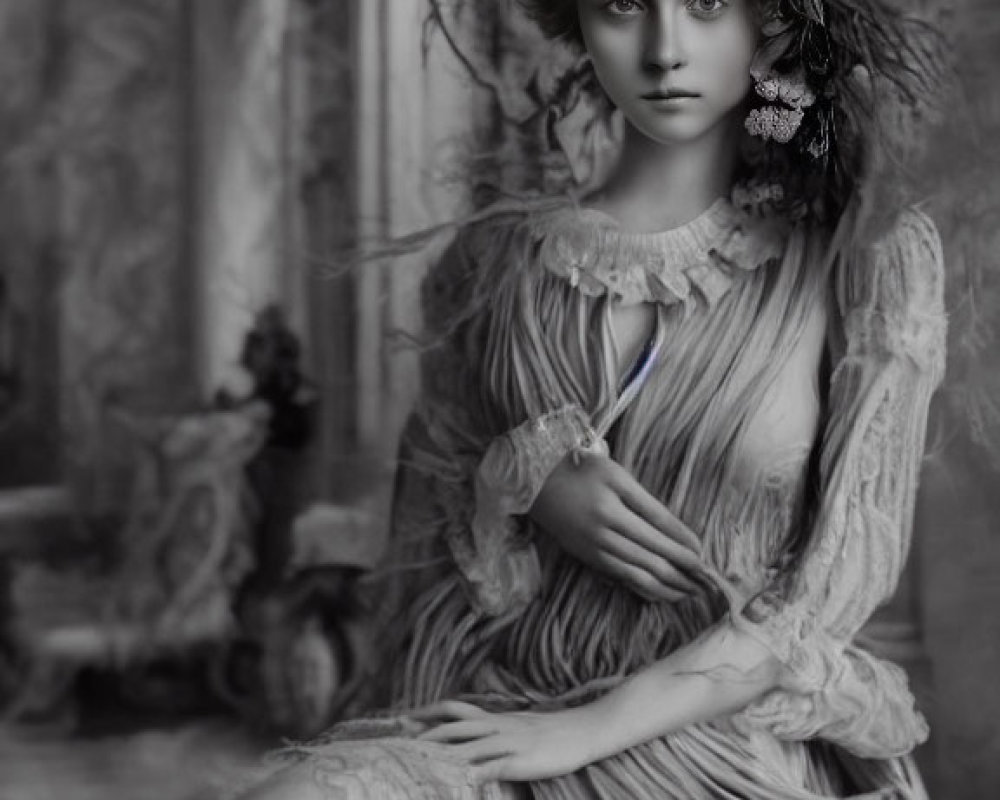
[
  {"xmin": 528, "ymin": 450, "xmax": 705, "ymax": 602},
  {"xmin": 410, "ymin": 700, "xmax": 601, "ymax": 783}
]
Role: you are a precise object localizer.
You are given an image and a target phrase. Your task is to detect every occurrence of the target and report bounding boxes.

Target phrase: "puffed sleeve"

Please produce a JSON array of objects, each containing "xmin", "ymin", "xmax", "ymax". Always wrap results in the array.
[
  {"xmin": 407, "ymin": 217, "xmax": 600, "ymax": 617},
  {"xmin": 729, "ymin": 209, "xmax": 947, "ymax": 758}
]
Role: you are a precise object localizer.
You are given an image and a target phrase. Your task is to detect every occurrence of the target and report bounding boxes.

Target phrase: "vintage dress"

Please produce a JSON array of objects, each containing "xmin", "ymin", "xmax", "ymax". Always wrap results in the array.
[{"xmin": 283, "ymin": 197, "xmax": 946, "ymax": 799}]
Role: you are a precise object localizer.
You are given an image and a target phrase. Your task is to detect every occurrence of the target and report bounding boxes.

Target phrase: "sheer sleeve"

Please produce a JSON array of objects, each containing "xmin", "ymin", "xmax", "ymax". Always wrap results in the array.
[
  {"xmin": 729, "ymin": 209, "xmax": 946, "ymax": 758},
  {"xmin": 408, "ymin": 219, "xmax": 599, "ymax": 617}
]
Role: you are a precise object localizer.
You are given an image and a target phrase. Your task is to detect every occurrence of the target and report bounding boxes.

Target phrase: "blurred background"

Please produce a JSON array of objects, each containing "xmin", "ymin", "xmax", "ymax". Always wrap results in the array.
[{"xmin": 0, "ymin": 1, "xmax": 998, "ymax": 798}]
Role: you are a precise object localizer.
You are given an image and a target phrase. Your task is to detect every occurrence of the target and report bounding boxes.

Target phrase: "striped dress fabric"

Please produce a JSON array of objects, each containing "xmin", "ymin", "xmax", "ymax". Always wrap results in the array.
[{"xmin": 272, "ymin": 197, "xmax": 946, "ymax": 800}]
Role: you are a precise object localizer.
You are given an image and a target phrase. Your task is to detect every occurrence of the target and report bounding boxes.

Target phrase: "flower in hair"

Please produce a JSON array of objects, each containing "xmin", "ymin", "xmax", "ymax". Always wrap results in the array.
[{"xmin": 745, "ymin": 104, "xmax": 807, "ymax": 144}]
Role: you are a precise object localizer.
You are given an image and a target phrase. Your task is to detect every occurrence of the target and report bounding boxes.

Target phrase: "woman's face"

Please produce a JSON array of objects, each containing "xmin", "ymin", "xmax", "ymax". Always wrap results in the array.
[{"xmin": 576, "ymin": 0, "xmax": 758, "ymax": 147}]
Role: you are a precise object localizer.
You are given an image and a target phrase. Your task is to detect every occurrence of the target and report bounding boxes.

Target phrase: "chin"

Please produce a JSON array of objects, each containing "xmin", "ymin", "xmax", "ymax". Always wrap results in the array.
[
  {"xmin": 633, "ymin": 119, "xmax": 718, "ymax": 147},
  {"xmin": 627, "ymin": 107, "xmax": 738, "ymax": 149}
]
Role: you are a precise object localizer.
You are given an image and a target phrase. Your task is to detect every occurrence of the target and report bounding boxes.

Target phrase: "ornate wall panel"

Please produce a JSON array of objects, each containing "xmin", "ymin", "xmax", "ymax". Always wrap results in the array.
[{"xmin": 0, "ymin": 0, "xmax": 192, "ymax": 507}]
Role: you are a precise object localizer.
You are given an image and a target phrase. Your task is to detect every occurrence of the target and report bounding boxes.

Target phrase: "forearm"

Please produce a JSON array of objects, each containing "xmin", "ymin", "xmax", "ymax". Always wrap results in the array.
[{"xmin": 583, "ymin": 620, "xmax": 782, "ymax": 761}]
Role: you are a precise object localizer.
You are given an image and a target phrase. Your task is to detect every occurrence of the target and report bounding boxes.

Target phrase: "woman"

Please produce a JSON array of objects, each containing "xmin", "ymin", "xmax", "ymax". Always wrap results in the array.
[{"xmin": 239, "ymin": 0, "xmax": 945, "ymax": 797}]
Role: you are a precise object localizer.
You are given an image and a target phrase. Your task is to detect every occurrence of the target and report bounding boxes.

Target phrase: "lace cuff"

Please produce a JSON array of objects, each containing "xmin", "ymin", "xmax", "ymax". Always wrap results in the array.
[
  {"xmin": 727, "ymin": 350, "xmax": 938, "ymax": 757},
  {"xmin": 450, "ymin": 405, "xmax": 600, "ymax": 616},
  {"xmin": 732, "ymin": 629, "xmax": 929, "ymax": 758}
]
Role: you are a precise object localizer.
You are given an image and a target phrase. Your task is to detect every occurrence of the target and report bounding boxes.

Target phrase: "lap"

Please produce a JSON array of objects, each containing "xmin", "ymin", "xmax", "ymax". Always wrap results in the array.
[
  {"xmin": 232, "ymin": 735, "xmax": 521, "ymax": 800},
  {"xmin": 235, "ymin": 762, "xmax": 327, "ymax": 800}
]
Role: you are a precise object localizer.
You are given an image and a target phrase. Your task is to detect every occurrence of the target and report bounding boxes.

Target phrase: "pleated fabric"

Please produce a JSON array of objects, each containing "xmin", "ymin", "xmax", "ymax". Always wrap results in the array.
[{"xmin": 269, "ymin": 198, "xmax": 935, "ymax": 800}]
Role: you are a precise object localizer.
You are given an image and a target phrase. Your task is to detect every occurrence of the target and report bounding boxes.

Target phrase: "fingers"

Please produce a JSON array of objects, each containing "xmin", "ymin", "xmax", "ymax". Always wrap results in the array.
[
  {"xmin": 608, "ymin": 464, "xmax": 702, "ymax": 554},
  {"xmin": 415, "ymin": 719, "xmax": 516, "ymax": 783},
  {"xmin": 459, "ymin": 736, "xmax": 515, "ymax": 765},
  {"xmin": 598, "ymin": 526, "xmax": 700, "ymax": 594},
  {"xmin": 596, "ymin": 551, "xmax": 688, "ymax": 602},
  {"xmin": 615, "ymin": 512, "xmax": 705, "ymax": 578},
  {"xmin": 470, "ymin": 753, "xmax": 513, "ymax": 785},
  {"xmin": 407, "ymin": 700, "xmax": 489, "ymax": 724},
  {"xmin": 418, "ymin": 718, "xmax": 497, "ymax": 744}
]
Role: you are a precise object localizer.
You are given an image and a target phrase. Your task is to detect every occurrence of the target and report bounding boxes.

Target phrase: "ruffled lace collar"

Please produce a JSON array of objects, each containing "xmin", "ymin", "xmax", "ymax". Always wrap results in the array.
[{"xmin": 526, "ymin": 197, "xmax": 787, "ymax": 307}]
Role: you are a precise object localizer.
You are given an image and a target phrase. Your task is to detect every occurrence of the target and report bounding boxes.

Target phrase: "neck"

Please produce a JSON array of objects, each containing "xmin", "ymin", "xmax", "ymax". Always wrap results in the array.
[{"xmin": 590, "ymin": 114, "xmax": 742, "ymax": 232}]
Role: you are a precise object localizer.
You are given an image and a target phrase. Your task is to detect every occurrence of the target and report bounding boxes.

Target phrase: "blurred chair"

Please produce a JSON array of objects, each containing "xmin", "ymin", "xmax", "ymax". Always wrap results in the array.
[{"xmin": 3, "ymin": 403, "xmax": 268, "ymax": 723}]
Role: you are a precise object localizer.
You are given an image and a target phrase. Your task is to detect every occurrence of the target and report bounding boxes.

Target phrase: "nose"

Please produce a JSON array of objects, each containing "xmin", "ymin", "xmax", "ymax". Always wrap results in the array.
[{"xmin": 643, "ymin": 7, "xmax": 687, "ymax": 72}]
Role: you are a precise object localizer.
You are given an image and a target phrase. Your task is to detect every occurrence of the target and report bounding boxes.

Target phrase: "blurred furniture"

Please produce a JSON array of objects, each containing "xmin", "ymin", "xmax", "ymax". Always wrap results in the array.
[
  {"xmin": 0, "ymin": 487, "xmax": 77, "ymax": 715},
  {"xmin": 1, "ymin": 405, "xmax": 268, "ymax": 723},
  {"xmin": 215, "ymin": 502, "xmax": 381, "ymax": 738}
]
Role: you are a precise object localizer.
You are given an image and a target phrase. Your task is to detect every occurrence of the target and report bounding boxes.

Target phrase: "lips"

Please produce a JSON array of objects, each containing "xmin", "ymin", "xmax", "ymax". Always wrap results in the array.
[{"xmin": 641, "ymin": 89, "xmax": 700, "ymax": 100}]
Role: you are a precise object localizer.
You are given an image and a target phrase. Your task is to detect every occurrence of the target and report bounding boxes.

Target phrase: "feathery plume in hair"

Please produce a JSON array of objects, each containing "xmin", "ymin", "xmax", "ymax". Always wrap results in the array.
[{"xmin": 747, "ymin": 0, "xmax": 947, "ymax": 233}]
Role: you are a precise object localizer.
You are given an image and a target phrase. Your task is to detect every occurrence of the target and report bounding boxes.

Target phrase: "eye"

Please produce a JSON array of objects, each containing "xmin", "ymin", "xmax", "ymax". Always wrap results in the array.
[
  {"xmin": 604, "ymin": 0, "xmax": 644, "ymax": 15},
  {"xmin": 685, "ymin": 0, "xmax": 729, "ymax": 19}
]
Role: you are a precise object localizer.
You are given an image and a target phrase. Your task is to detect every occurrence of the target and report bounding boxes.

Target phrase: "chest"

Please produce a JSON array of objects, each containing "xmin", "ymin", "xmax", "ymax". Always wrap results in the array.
[
  {"xmin": 606, "ymin": 301, "xmax": 657, "ymax": 389},
  {"xmin": 605, "ymin": 290, "xmax": 828, "ymax": 482},
  {"xmin": 736, "ymin": 295, "xmax": 827, "ymax": 484}
]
